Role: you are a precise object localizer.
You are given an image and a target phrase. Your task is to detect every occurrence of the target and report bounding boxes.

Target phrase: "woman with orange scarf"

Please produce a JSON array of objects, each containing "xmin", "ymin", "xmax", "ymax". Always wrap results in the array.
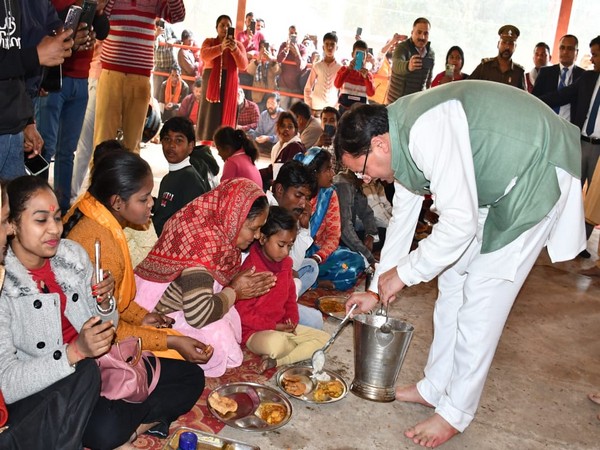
[
  {"xmin": 196, "ymin": 14, "xmax": 248, "ymax": 144},
  {"xmin": 134, "ymin": 178, "xmax": 276, "ymax": 377},
  {"xmin": 63, "ymin": 147, "xmax": 214, "ymax": 366}
]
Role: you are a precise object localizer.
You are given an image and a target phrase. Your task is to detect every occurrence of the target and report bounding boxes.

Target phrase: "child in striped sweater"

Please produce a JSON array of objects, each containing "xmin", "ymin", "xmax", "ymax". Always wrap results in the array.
[{"xmin": 334, "ymin": 40, "xmax": 375, "ymax": 114}]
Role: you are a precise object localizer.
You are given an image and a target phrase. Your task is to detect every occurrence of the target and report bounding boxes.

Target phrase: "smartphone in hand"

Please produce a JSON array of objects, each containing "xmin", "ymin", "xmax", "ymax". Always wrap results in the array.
[
  {"xmin": 324, "ymin": 124, "xmax": 336, "ymax": 137},
  {"xmin": 356, "ymin": 27, "xmax": 363, "ymax": 36},
  {"xmin": 80, "ymin": 0, "xmax": 98, "ymax": 28},
  {"xmin": 226, "ymin": 27, "xmax": 235, "ymax": 39},
  {"xmin": 24, "ymin": 153, "xmax": 50, "ymax": 176},
  {"xmin": 421, "ymin": 57, "xmax": 434, "ymax": 70},
  {"xmin": 63, "ymin": 5, "xmax": 83, "ymax": 33},
  {"xmin": 249, "ymin": 19, "xmax": 256, "ymax": 34},
  {"xmin": 354, "ymin": 50, "xmax": 366, "ymax": 70},
  {"xmin": 94, "ymin": 239, "xmax": 102, "ymax": 285}
]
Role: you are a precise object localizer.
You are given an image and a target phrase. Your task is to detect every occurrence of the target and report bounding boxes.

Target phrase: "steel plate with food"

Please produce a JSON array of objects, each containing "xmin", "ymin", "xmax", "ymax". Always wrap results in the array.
[
  {"xmin": 207, "ymin": 382, "xmax": 292, "ymax": 431},
  {"xmin": 161, "ymin": 426, "xmax": 259, "ymax": 450},
  {"xmin": 276, "ymin": 366, "xmax": 348, "ymax": 404},
  {"xmin": 316, "ymin": 295, "xmax": 348, "ymax": 320}
]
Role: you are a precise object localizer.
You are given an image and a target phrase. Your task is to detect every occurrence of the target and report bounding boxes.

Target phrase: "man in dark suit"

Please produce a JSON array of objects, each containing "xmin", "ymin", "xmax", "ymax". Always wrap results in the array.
[
  {"xmin": 538, "ymin": 35, "xmax": 600, "ymax": 257},
  {"xmin": 533, "ymin": 34, "xmax": 585, "ymax": 122}
]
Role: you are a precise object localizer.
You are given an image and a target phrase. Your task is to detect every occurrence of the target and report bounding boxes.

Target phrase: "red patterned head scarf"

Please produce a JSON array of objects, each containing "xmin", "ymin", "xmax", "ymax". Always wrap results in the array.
[{"xmin": 135, "ymin": 178, "xmax": 265, "ymax": 285}]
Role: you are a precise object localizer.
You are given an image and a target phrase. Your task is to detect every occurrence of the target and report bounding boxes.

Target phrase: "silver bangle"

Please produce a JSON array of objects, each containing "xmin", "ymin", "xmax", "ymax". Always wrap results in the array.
[{"xmin": 97, "ymin": 294, "xmax": 115, "ymax": 314}]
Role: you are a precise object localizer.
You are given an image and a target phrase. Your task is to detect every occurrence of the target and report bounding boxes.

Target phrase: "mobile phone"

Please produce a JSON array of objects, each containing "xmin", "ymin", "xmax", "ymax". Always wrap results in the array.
[
  {"xmin": 227, "ymin": 27, "xmax": 234, "ymax": 39},
  {"xmin": 63, "ymin": 5, "xmax": 83, "ymax": 33},
  {"xmin": 324, "ymin": 124, "xmax": 336, "ymax": 137},
  {"xmin": 264, "ymin": 42, "xmax": 270, "ymax": 51},
  {"xmin": 368, "ymin": 47, "xmax": 373, "ymax": 55},
  {"xmin": 290, "ymin": 34, "xmax": 297, "ymax": 44},
  {"xmin": 24, "ymin": 153, "xmax": 50, "ymax": 176},
  {"xmin": 79, "ymin": 0, "xmax": 97, "ymax": 28},
  {"xmin": 94, "ymin": 239, "xmax": 102, "ymax": 286},
  {"xmin": 421, "ymin": 57, "xmax": 434, "ymax": 70},
  {"xmin": 40, "ymin": 65, "xmax": 62, "ymax": 92},
  {"xmin": 250, "ymin": 19, "xmax": 256, "ymax": 34},
  {"xmin": 354, "ymin": 50, "xmax": 366, "ymax": 70},
  {"xmin": 356, "ymin": 27, "xmax": 363, "ymax": 36},
  {"xmin": 445, "ymin": 63, "xmax": 455, "ymax": 77},
  {"xmin": 157, "ymin": 19, "xmax": 165, "ymax": 28}
]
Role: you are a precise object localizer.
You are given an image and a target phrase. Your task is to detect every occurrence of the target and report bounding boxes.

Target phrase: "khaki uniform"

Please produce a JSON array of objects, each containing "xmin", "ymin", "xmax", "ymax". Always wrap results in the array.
[{"xmin": 469, "ymin": 56, "xmax": 526, "ymax": 90}]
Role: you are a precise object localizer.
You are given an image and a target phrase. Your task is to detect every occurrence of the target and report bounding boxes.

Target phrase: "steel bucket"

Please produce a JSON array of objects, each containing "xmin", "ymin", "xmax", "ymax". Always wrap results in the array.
[{"xmin": 350, "ymin": 314, "xmax": 414, "ymax": 402}]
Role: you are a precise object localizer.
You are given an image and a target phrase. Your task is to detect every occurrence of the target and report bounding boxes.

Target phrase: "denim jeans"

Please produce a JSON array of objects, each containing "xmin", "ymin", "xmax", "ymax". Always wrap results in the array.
[
  {"xmin": 36, "ymin": 76, "xmax": 89, "ymax": 212},
  {"xmin": 0, "ymin": 132, "xmax": 26, "ymax": 180},
  {"xmin": 296, "ymin": 258, "xmax": 323, "ymax": 329}
]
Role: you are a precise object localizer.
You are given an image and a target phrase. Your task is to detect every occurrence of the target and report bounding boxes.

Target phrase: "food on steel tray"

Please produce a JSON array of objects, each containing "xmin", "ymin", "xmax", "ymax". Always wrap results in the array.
[
  {"xmin": 313, "ymin": 380, "xmax": 344, "ymax": 402},
  {"xmin": 255, "ymin": 402, "xmax": 287, "ymax": 425},
  {"xmin": 281, "ymin": 374, "xmax": 307, "ymax": 396},
  {"xmin": 319, "ymin": 298, "xmax": 345, "ymax": 313},
  {"xmin": 208, "ymin": 391, "xmax": 238, "ymax": 416}
]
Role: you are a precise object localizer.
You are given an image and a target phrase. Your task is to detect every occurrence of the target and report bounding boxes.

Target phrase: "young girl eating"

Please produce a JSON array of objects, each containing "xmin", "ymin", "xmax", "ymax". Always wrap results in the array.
[{"xmin": 235, "ymin": 206, "xmax": 329, "ymax": 373}]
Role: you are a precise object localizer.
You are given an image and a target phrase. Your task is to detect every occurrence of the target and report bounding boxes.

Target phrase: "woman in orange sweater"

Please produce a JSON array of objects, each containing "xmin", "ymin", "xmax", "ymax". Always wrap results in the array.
[{"xmin": 63, "ymin": 146, "xmax": 214, "ymax": 366}]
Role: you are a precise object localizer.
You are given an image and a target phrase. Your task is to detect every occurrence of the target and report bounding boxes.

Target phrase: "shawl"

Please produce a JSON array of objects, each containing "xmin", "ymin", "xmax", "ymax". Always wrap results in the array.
[
  {"xmin": 63, "ymin": 192, "xmax": 136, "ymax": 309},
  {"xmin": 206, "ymin": 41, "xmax": 240, "ymax": 128},
  {"xmin": 165, "ymin": 77, "xmax": 183, "ymax": 104},
  {"xmin": 305, "ymin": 186, "xmax": 335, "ymax": 257},
  {"xmin": 136, "ymin": 178, "xmax": 265, "ymax": 286}
]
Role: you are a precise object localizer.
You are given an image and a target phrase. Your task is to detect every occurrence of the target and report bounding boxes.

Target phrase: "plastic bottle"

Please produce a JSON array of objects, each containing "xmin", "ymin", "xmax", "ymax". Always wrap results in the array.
[{"xmin": 177, "ymin": 431, "xmax": 197, "ymax": 450}]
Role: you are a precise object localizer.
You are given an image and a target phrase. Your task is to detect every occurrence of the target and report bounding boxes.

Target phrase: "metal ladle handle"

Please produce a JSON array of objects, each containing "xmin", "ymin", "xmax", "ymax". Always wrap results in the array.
[{"xmin": 321, "ymin": 303, "xmax": 357, "ymax": 354}]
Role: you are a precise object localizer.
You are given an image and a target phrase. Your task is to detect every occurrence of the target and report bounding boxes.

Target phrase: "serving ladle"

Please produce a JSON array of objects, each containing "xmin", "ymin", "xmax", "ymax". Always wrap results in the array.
[
  {"xmin": 379, "ymin": 301, "xmax": 392, "ymax": 334},
  {"xmin": 311, "ymin": 303, "xmax": 357, "ymax": 375}
]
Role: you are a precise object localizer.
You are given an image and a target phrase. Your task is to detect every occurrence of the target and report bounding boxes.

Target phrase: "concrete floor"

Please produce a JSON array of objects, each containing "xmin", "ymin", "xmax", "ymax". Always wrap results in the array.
[
  {"xmin": 136, "ymin": 144, "xmax": 600, "ymax": 449},
  {"xmin": 214, "ymin": 241, "xmax": 600, "ymax": 450}
]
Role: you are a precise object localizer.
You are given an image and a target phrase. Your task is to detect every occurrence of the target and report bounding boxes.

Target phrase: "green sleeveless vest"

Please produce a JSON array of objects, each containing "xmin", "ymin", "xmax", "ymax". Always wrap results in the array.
[{"xmin": 388, "ymin": 80, "xmax": 581, "ymax": 253}]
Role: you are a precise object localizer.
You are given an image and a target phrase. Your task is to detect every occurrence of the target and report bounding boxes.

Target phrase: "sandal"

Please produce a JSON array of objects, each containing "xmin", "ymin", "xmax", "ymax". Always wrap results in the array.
[{"xmin": 588, "ymin": 392, "xmax": 600, "ymax": 405}]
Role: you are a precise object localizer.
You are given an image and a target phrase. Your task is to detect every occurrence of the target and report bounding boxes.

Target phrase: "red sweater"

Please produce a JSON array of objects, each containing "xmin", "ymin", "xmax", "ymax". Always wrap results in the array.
[
  {"xmin": 102, "ymin": 0, "xmax": 185, "ymax": 76},
  {"xmin": 334, "ymin": 66, "xmax": 375, "ymax": 105},
  {"xmin": 236, "ymin": 243, "xmax": 298, "ymax": 345},
  {"xmin": 52, "ymin": 0, "xmax": 108, "ymax": 79}
]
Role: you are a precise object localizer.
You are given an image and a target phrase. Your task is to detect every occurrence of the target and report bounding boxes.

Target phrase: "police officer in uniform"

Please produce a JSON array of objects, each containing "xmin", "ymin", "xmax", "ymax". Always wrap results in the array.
[{"xmin": 469, "ymin": 25, "xmax": 526, "ymax": 89}]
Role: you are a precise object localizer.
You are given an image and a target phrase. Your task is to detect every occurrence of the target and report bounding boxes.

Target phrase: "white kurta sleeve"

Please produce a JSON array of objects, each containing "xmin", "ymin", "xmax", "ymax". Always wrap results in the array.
[{"xmin": 380, "ymin": 100, "xmax": 480, "ymax": 288}]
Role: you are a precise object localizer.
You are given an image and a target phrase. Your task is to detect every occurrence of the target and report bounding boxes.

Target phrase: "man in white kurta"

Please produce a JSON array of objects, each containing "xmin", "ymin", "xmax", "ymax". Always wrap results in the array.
[{"xmin": 336, "ymin": 80, "xmax": 586, "ymax": 447}]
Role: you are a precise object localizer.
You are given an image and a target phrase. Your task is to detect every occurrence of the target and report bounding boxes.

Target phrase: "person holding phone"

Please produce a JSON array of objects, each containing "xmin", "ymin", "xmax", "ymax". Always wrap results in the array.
[
  {"xmin": 335, "ymin": 40, "xmax": 375, "ymax": 114},
  {"xmin": 196, "ymin": 14, "xmax": 248, "ymax": 145},
  {"xmin": 431, "ymin": 46, "xmax": 469, "ymax": 87},
  {"xmin": 36, "ymin": 1, "xmax": 110, "ymax": 214},
  {"xmin": 386, "ymin": 17, "xmax": 435, "ymax": 104},
  {"xmin": 0, "ymin": 1, "xmax": 76, "ymax": 180},
  {"xmin": 277, "ymin": 25, "xmax": 308, "ymax": 109}
]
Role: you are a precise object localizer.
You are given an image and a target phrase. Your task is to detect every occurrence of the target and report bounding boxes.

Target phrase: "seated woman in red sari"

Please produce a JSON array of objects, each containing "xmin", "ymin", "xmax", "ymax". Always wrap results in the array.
[
  {"xmin": 196, "ymin": 14, "xmax": 248, "ymax": 144},
  {"xmin": 134, "ymin": 179, "xmax": 276, "ymax": 377},
  {"xmin": 296, "ymin": 148, "xmax": 366, "ymax": 290}
]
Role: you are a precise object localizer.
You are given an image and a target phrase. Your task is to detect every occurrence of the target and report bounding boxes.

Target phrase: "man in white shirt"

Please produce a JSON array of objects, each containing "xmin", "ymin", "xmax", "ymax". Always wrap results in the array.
[{"xmin": 336, "ymin": 81, "xmax": 585, "ymax": 447}]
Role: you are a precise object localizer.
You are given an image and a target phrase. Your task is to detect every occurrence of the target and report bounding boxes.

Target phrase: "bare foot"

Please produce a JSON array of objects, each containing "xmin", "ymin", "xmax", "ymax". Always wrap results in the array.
[
  {"xmin": 258, "ymin": 356, "xmax": 277, "ymax": 374},
  {"xmin": 395, "ymin": 384, "xmax": 433, "ymax": 408},
  {"xmin": 404, "ymin": 414, "xmax": 459, "ymax": 448},
  {"xmin": 588, "ymin": 392, "xmax": 600, "ymax": 405}
]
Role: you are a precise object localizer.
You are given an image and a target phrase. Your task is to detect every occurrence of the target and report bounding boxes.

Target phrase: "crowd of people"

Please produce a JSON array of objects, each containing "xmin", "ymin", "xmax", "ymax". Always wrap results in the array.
[{"xmin": 0, "ymin": 1, "xmax": 599, "ymax": 449}]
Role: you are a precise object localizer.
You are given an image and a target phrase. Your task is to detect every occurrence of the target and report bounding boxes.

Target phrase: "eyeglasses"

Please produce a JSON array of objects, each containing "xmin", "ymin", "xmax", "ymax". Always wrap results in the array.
[{"xmin": 354, "ymin": 149, "xmax": 369, "ymax": 180}]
